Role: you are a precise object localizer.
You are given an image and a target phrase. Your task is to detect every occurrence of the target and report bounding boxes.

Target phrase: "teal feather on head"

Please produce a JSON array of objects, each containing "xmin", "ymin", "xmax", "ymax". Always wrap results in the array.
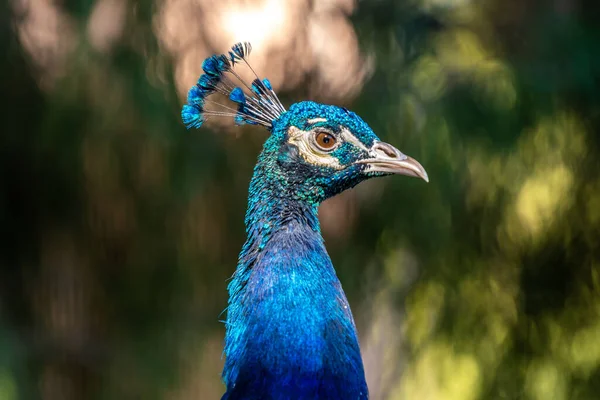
[
  {"xmin": 186, "ymin": 86, "xmax": 204, "ymax": 107},
  {"xmin": 181, "ymin": 104, "xmax": 204, "ymax": 129},
  {"xmin": 262, "ymin": 78, "xmax": 273, "ymax": 90},
  {"xmin": 230, "ymin": 42, "xmax": 252, "ymax": 62},
  {"xmin": 181, "ymin": 43, "xmax": 429, "ymax": 400},
  {"xmin": 201, "ymin": 56, "xmax": 220, "ymax": 76},
  {"xmin": 181, "ymin": 42, "xmax": 284, "ymax": 129},
  {"xmin": 229, "ymin": 87, "xmax": 245, "ymax": 104}
]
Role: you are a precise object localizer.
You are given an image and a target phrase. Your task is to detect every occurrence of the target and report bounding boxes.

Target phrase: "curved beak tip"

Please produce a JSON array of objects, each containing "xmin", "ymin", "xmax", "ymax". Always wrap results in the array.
[
  {"xmin": 401, "ymin": 157, "xmax": 429, "ymax": 182},
  {"xmin": 404, "ymin": 160, "xmax": 429, "ymax": 182}
]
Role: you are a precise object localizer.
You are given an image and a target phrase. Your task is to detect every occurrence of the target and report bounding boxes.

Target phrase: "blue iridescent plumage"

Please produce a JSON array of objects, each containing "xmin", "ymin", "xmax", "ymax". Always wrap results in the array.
[
  {"xmin": 181, "ymin": 43, "xmax": 429, "ymax": 399},
  {"xmin": 186, "ymin": 86, "xmax": 204, "ymax": 106},
  {"xmin": 230, "ymin": 42, "xmax": 252, "ymax": 63},
  {"xmin": 181, "ymin": 104, "xmax": 204, "ymax": 129},
  {"xmin": 262, "ymin": 78, "xmax": 273, "ymax": 90},
  {"xmin": 197, "ymin": 74, "xmax": 218, "ymax": 92},
  {"xmin": 229, "ymin": 87, "xmax": 246, "ymax": 104},
  {"xmin": 181, "ymin": 43, "xmax": 282, "ymax": 129}
]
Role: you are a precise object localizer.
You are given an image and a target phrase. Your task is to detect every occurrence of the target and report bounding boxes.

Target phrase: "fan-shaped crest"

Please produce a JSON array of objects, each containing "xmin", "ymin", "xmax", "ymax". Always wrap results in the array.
[{"xmin": 181, "ymin": 42, "xmax": 286, "ymax": 130}]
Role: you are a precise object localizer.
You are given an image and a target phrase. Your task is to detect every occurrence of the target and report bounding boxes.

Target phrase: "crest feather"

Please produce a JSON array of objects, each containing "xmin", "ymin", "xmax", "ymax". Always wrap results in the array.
[{"xmin": 181, "ymin": 42, "xmax": 285, "ymax": 130}]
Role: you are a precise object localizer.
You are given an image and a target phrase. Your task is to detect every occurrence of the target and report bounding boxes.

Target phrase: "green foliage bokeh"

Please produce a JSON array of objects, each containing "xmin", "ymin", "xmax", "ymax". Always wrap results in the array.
[{"xmin": 1, "ymin": 0, "xmax": 600, "ymax": 399}]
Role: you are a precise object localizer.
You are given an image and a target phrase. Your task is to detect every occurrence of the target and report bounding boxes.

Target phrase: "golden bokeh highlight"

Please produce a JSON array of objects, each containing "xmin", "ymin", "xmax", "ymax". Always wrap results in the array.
[{"xmin": 4, "ymin": 0, "xmax": 600, "ymax": 399}]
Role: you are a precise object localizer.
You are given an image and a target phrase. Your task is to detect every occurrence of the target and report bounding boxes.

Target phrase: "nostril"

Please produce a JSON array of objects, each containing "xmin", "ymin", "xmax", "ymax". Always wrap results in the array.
[
  {"xmin": 372, "ymin": 142, "xmax": 400, "ymax": 159},
  {"xmin": 382, "ymin": 147, "xmax": 396, "ymax": 158}
]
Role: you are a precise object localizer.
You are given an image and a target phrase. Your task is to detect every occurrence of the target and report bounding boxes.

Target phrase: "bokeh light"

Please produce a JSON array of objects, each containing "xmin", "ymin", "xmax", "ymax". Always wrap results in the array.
[{"xmin": 2, "ymin": 0, "xmax": 600, "ymax": 399}]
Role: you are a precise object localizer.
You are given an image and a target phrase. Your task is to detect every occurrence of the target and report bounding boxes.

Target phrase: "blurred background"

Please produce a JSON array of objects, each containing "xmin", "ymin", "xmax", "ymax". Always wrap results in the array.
[{"xmin": 2, "ymin": 0, "xmax": 600, "ymax": 399}]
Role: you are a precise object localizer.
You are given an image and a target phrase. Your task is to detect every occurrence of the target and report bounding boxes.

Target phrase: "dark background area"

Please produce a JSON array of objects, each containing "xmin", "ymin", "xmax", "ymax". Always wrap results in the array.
[{"xmin": 1, "ymin": 0, "xmax": 600, "ymax": 399}]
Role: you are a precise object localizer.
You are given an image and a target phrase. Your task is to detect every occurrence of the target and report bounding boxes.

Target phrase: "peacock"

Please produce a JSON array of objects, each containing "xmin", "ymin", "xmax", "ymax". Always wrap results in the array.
[{"xmin": 182, "ymin": 43, "xmax": 428, "ymax": 400}]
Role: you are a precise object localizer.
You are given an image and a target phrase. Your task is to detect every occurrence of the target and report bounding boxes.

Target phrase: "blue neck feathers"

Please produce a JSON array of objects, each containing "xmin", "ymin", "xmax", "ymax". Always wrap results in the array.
[{"xmin": 221, "ymin": 136, "xmax": 368, "ymax": 399}]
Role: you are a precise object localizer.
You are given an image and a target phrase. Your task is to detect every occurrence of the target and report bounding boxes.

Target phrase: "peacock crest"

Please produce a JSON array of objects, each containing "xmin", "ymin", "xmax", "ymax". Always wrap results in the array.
[{"xmin": 181, "ymin": 42, "xmax": 285, "ymax": 129}]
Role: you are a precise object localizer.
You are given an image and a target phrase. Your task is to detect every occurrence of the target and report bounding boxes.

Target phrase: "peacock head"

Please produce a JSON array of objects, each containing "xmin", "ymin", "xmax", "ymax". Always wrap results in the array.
[{"xmin": 182, "ymin": 43, "xmax": 428, "ymax": 204}]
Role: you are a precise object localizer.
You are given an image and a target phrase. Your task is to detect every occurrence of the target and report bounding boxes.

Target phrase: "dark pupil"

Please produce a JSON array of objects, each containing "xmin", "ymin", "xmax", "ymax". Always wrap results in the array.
[{"xmin": 316, "ymin": 132, "xmax": 335, "ymax": 149}]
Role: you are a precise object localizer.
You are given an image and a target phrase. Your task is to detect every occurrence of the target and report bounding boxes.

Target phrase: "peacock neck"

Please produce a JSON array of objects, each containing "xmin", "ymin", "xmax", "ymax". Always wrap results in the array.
[
  {"xmin": 244, "ymin": 160, "xmax": 322, "ymax": 249},
  {"xmin": 221, "ymin": 159, "xmax": 368, "ymax": 399}
]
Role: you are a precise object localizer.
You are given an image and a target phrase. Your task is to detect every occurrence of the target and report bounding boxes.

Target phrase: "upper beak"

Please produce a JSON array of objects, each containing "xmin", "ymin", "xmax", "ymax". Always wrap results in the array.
[{"xmin": 355, "ymin": 141, "xmax": 429, "ymax": 182}]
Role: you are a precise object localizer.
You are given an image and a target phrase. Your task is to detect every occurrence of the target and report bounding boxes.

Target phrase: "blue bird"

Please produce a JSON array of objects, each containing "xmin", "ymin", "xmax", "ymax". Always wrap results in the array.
[{"xmin": 182, "ymin": 43, "xmax": 428, "ymax": 400}]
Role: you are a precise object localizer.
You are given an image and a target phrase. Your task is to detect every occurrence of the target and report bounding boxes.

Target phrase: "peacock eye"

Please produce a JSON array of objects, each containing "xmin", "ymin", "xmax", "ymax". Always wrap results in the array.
[{"xmin": 314, "ymin": 131, "xmax": 337, "ymax": 151}]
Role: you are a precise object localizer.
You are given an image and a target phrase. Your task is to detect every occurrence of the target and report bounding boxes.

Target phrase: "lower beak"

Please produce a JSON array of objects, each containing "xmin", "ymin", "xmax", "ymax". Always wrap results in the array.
[{"xmin": 356, "ymin": 142, "xmax": 429, "ymax": 182}]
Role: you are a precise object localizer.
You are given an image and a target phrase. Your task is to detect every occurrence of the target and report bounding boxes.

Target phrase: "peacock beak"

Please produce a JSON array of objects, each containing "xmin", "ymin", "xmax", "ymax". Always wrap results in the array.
[{"xmin": 355, "ymin": 141, "xmax": 429, "ymax": 182}]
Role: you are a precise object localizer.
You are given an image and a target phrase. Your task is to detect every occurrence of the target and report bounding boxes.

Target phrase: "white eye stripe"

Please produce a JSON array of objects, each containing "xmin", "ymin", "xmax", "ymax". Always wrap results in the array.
[
  {"xmin": 340, "ymin": 128, "xmax": 369, "ymax": 152},
  {"xmin": 307, "ymin": 118, "xmax": 328, "ymax": 124}
]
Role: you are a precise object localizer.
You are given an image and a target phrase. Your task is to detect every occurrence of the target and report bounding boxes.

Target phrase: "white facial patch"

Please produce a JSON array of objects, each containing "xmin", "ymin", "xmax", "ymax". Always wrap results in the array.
[
  {"xmin": 339, "ymin": 127, "xmax": 369, "ymax": 152},
  {"xmin": 287, "ymin": 126, "xmax": 344, "ymax": 170}
]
